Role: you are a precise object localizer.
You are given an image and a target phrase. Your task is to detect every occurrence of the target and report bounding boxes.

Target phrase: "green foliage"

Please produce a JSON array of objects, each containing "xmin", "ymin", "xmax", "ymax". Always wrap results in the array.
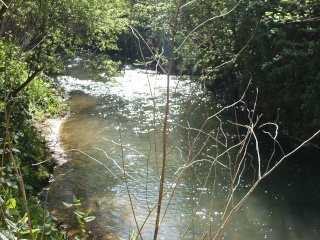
[
  {"xmin": 174, "ymin": 0, "xmax": 238, "ymax": 76},
  {"xmin": 235, "ymin": 0, "xmax": 320, "ymax": 137},
  {"xmin": 49, "ymin": 0, "xmax": 129, "ymax": 73},
  {"xmin": 85, "ymin": 55, "xmax": 122, "ymax": 81},
  {"xmin": 27, "ymin": 76, "xmax": 65, "ymax": 119},
  {"xmin": 0, "ymin": 39, "xmax": 63, "ymax": 186},
  {"xmin": 119, "ymin": 230, "xmax": 136, "ymax": 240},
  {"xmin": 168, "ymin": 0, "xmax": 320, "ymax": 139},
  {"xmin": 1, "ymin": 0, "xmax": 130, "ymax": 238},
  {"xmin": 0, "ymin": 0, "xmax": 318, "ymax": 238},
  {"xmin": 63, "ymin": 195, "xmax": 96, "ymax": 235},
  {"xmin": 0, "ymin": 38, "xmax": 64, "ymax": 239},
  {"xmin": 0, "ymin": 164, "xmax": 63, "ymax": 239},
  {"xmin": 1, "ymin": 0, "xmax": 129, "ymax": 74},
  {"xmin": 122, "ymin": 1, "xmax": 180, "ymax": 69}
]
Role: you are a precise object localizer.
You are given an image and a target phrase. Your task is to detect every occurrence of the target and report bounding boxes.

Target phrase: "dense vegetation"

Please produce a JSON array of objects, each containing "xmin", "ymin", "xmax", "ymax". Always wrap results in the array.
[
  {"xmin": 123, "ymin": 0, "xmax": 320, "ymax": 141},
  {"xmin": 0, "ymin": 0, "xmax": 128, "ymax": 239},
  {"xmin": 0, "ymin": 0, "xmax": 319, "ymax": 239}
]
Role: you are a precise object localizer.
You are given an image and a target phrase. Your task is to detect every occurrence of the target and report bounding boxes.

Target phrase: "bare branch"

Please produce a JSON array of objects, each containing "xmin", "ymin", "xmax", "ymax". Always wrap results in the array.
[{"xmin": 174, "ymin": 0, "xmax": 242, "ymax": 53}]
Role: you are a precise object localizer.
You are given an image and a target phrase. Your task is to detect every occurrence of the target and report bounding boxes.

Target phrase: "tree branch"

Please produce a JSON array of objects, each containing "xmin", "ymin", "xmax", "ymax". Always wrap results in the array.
[{"xmin": 13, "ymin": 67, "xmax": 46, "ymax": 96}]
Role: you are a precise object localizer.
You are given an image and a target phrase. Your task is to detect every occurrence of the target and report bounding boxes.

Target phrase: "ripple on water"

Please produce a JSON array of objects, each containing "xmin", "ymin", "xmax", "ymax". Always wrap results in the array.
[{"xmin": 49, "ymin": 68, "xmax": 320, "ymax": 240}]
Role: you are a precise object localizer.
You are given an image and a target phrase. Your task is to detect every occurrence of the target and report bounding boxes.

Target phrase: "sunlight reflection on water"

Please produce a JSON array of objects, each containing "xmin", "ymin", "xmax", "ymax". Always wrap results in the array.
[{"xmin": 47, "ymin": 68, "xmax": 320, "ymax": 240}]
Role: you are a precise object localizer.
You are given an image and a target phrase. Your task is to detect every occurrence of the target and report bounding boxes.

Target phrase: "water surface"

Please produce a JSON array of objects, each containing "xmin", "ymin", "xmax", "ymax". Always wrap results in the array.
[{"xmin": 48, "ymin": 68, "xmax": 320, "ymax": 239}]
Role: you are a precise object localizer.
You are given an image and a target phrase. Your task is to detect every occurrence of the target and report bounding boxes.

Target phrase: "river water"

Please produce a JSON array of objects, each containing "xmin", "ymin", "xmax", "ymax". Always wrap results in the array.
[{"xmin": 47, "ymin": 68, "xmax": 320, "ymax": 240}]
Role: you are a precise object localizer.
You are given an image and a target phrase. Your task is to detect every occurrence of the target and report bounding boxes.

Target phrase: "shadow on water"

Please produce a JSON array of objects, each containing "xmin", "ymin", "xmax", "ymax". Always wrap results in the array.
[{"xmin": 47, "ymin": 69, "xmax": 320, "ymax": 239}]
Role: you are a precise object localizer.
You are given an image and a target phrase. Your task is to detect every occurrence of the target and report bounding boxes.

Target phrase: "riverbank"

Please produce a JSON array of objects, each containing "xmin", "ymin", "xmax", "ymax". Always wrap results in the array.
[{"xmin": 35, "ymin": 118, "xmax": 67, "ymax": 166}]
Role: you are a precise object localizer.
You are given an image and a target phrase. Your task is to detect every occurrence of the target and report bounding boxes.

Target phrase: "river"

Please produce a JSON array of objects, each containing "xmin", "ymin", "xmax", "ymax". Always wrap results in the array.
[{"xmin": 47, "ymin": 67, "xmax": 320, "ymax": 240}]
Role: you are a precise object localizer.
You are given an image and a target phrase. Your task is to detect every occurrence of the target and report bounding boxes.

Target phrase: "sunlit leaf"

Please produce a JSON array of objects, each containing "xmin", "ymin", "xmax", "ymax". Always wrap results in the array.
[
  {"xmin": 0, "ymin": 230, "xmax": 16, "ymax": 240},
  {"xmin": 130, "ymin": 230, "xmax": 135, "ymax": 239},
  {"xmin": 5, "ymin": 198, "xmax": 16, "ymax": 209},
  {"xmin": 19, "ymin": 228, "xmax": 40, "ymax": 235},
  {"xmin": 73, "ymin": 195, "xmax": 80, "ymax": 203},
  {"xmin": 74, "ymin": 210, "xmax": 86, "ymax": 217},
  {"xmin": 62, "ymin": 202, "xmax": 73, "ymax": 207},
  {"xmin": 84, "ymin": 216, "xmax": 96, "ymax": 222}
]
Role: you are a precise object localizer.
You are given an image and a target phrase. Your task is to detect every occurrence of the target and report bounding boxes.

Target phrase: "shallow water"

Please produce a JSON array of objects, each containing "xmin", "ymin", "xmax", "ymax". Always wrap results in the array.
[{"xmin": 47, "ymin": 68, "xmax": 320, "ymax": 239}]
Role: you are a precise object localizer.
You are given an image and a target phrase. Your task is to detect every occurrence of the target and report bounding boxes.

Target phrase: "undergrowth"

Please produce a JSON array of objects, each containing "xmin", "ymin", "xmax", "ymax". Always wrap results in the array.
[{"xmin": 0, "ymin": 38, "xmax": 65, "ymax": 239}]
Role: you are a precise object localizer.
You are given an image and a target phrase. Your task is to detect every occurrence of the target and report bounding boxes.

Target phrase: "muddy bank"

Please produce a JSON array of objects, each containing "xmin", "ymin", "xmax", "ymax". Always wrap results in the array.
[{"xmin": 36, "ymin": 118, "xmax": 67, "ymax": 166}]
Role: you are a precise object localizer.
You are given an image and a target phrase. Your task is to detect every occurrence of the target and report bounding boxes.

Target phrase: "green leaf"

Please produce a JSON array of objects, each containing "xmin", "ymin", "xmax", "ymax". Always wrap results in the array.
[
  {"xmin": 19, "ymin": 228, "xmax": 40, "ymax": 235},
  {"xmin": 0, "ymin": 196, "xmax": 4, "ymax": 204},
  {"xmin": 76, "ymin": 215, "xmax": 84, "ymax": 225},
  {"xmin": 6, "ymin": 219, "xmax": 17, "ymax": 230},
  {"xmin": 0, "ymin": 232, "xmax": 9, "ymax": 240},
  {"xmin": 24, "ymin": 184, "xmax": 33, "ymax": 190},
  {"xmin": 0, "ymin": 230, "xmax": 16, "ymax": 240},
  {"xmin": 130, "ymin": 230, "xmax": 135, "ymax": 239},
  {"xmin": 62, "ymin": 202, "xmax": 73, "ymax": 207},
  {"xmin": 73, "ymin": 195, "xmax": 81, "ymax": 203},
  {"xmin": 5, "ymin": 198, "xmax": 16, "ymax": 209},
  {"xmin": 20, "ymin": 213, "xmax": 28, "ymax": 224},
  {"xmin": 44, "ymin": 223, "xmax": 52, "ymax": 235},
  {"xmin": 74, "ymin": 210, "xmax": 86, "ymax": 217},
  {"xmin": 84, "ymin": 216, "xmax": 96, "ymax": 222}
]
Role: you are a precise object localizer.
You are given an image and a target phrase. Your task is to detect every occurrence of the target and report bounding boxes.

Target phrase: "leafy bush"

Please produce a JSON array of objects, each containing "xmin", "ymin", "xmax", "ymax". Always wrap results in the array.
[{"xmin": 0, "ymin": 39, "xmax": 64, "ymax": 239}]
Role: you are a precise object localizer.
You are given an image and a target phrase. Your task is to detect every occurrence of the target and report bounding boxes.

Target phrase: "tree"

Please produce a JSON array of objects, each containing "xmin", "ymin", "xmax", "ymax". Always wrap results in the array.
[
  {"xmin": 0, "ymin": 0, "xmax": 129, "ymax": 239},
  {"xmin": 1, "ymin": 0, "xmax": 129, "ymax": 74},
  {"xmin": 171, "ymin": 0, "xmax": 320, "ymax": 141}
]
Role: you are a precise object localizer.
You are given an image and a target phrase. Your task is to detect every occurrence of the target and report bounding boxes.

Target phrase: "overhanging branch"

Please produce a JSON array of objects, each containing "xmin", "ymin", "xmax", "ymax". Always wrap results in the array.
[{"xmin": 13, "ymin": 66, "xmax": 46, "ymax": 96}]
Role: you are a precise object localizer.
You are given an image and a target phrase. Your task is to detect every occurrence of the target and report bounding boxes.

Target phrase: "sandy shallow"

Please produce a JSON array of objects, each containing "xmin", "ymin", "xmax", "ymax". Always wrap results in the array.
[{"xmin": 36, "ymin": 118, "xmax": 67, "ymax": 166}]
